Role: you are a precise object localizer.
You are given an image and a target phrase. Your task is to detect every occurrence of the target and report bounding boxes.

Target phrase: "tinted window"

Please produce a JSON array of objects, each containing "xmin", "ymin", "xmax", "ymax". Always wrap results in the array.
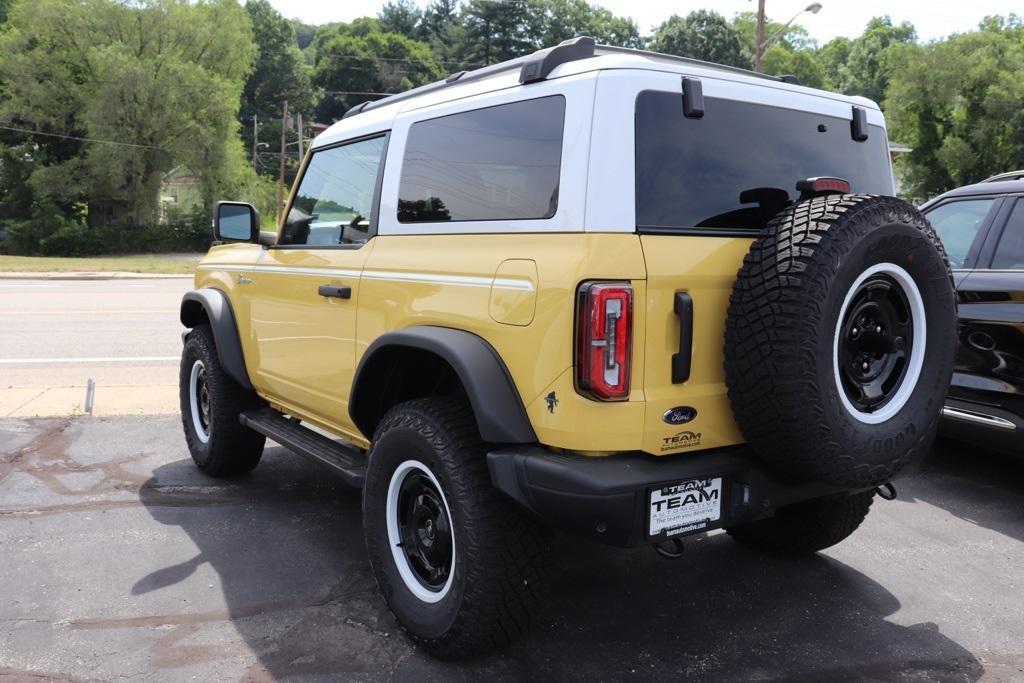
[
  {"xmin": 925, "ymin": 198, "xmax": 996, "ymax": 269},
  {"xmin": 635, "ymin": 92, "xmax": 893, "ymax": 232},
  {"xmin": 992, "ymin": 200, "xmax": 1024, "ymax": 269},
  {"xmin": 281, "ymin": 135, "xmax": 386, "ymax": 246},
  {"xmin": 398, "ymin": 96, "xmax": 565, "ymax": 222}
]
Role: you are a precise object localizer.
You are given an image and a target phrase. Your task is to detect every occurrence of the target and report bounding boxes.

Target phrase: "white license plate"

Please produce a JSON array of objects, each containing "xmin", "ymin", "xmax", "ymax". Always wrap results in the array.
[{"xmin": 648, "ymin": 477, "xmax": 723, "ymax": 537}]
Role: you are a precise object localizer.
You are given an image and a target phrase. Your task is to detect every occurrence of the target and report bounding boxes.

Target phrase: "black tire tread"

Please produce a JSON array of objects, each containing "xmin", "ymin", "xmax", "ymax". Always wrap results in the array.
[
  {"xmin": 724, "ymin": 194, "xmax": 953, "ymax": 487},
  {"xmin": 727, "ymin": 490, "xmax": 875, "ymax": 556},
  {"xmin": 366, "ymin": 396, "xmax": 548, "ymax": 659},
  {"xmin": 179, "ymin": 324, "xmax": 265, "ymax": 477}
]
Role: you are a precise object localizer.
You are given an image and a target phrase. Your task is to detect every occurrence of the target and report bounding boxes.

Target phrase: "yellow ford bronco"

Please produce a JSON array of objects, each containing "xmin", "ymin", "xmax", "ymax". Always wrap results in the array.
[{"xmin": 179, "ymin": 38, "xmax": 956, "ymax": 657}]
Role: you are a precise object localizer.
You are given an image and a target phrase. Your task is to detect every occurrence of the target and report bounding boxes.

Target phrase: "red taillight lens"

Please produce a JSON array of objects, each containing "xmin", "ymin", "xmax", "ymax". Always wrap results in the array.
[{"xmin": 576, "ymin": 281, "xmax": 632, "ymax": 401}]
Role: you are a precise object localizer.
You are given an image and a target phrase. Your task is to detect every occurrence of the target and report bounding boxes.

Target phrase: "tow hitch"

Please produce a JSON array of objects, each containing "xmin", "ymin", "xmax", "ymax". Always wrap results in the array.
[
  {"xmin": 876, "ymin": 482, "xmax": 897, "ymax": 500},
  {"xmin": 653, "ymin": 537, "xmax": 685, "ymax": 560}
]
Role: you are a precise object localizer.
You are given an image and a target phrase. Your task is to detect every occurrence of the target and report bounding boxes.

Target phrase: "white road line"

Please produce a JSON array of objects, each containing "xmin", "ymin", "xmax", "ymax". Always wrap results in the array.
[{"xmin": 0, "ymin": 356, "xmax": 178, "ymax": 364}]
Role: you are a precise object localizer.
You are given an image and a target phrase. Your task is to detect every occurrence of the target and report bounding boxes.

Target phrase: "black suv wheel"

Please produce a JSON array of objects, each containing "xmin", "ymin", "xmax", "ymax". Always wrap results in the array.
[
  {"xmin": 362, "ymin": 397, "xmax": 549, "ymax": 659},
  {"xmin": 179, "ymin": 324, "xmax": 265, "ymax": 477}
]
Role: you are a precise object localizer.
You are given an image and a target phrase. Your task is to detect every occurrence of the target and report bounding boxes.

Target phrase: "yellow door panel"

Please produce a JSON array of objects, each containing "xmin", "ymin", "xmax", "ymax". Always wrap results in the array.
[
  {"xmin": 639, "ymin": 235, "xmax": 750, "ymax": 455},
  {"xmin": 245, "ymin": 243, "xmax": 374, "ymax": 433}
]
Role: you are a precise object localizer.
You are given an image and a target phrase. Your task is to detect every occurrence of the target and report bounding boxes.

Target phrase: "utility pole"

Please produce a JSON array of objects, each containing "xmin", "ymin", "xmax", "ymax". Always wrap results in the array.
[
  {"xmin": 278, "ymin": 100, "xmax": 288, "ymax": 224},
  {"xmin": 297, "ymin": 112, "xmax": 305, "ymax": 159},
  {"xmin": 252, "ymin": 114, "xmax": 258, "ymax": 171},
  {"xmin": 755, "ymin": 0, "xmax": 766, "ymax": 73}
]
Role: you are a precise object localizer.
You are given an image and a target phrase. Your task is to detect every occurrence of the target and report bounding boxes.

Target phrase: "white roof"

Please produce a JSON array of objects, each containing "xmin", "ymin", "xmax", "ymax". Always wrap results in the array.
[{"xmin": 313, "ymin": 49, "xmax": 881, "ymax": 149}]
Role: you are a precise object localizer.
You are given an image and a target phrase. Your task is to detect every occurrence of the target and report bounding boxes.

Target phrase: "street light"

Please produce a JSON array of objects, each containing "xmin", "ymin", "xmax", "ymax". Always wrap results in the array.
[{"xmin": 755, "ymin": 2, "xmax": 823, "ymax": 73}]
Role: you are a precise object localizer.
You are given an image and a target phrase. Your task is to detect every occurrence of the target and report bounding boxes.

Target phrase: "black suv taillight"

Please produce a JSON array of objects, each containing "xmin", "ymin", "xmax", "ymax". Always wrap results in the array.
[{"xmin": 576, "ymin": 281, "xmax": 632, "ymax": 401}]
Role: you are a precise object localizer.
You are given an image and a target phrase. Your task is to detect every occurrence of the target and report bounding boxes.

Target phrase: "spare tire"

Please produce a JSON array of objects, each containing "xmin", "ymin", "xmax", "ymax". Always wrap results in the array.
[{"xmin": 724, "ymin": 194, "xmax": 956, "ymax": 488}]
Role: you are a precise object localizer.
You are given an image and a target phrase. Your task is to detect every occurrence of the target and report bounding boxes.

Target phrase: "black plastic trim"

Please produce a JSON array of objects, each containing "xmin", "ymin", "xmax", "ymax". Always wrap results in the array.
[
  {"xmin": 681, "ymin": 77, "xmax": 704, "ymax": 119},
  {"xmin": 519, "ymin": 36, "xmax": 596, "ymax": 83},
  {"xmin": 851, "ymin": 105, "xmax": 868, "ymax": 142},
  {"xmin": 180, "ymin": 289, "xmax": 253, "ymax": 390},
  {"xmin": 350, "ymin": 326, "xmax": 537, "ymax": 443},
  {"xmin": 671, "ymin": 292, "xmax": 693, "ymax": 383},
  {"xmin": 637, "ymin": 225, "xmax": 761, "ymax": 238},
  {"xmin": 487, "ymin": 445, "xmax": 864, "ymax": 547}
]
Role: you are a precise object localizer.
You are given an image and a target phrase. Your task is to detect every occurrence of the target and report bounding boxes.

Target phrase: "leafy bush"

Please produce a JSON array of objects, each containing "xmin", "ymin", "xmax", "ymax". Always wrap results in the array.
[{"xmin": 3, "ymin": 204, "xmax": 213, "ymax": 256}]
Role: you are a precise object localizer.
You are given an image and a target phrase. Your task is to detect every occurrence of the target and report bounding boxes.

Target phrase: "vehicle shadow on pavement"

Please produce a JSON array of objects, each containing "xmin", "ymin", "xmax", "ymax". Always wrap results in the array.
[
  {"xmin": 900, "ymin": 436, "xmax": 1024, "ymax": 544},
  {"xmin": 137, "ymin": 446, "xmax": 984, "ymax": 681}
]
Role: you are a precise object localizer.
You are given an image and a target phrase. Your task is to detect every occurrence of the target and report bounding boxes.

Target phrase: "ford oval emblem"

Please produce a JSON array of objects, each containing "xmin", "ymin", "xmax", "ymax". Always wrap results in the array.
[{"xmin": 663, "ymin": 406, "xmax": 697, "ymax": 425}]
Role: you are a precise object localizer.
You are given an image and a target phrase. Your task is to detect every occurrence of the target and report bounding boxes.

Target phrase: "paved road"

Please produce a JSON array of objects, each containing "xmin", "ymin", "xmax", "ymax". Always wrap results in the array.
[
  {"xmin": 0, "ymin": 278, "xmax": 191, "ymax": 416},
  {"xmin": 1, "ymin": 415, "xmax": 1022, "ymax": 681}
]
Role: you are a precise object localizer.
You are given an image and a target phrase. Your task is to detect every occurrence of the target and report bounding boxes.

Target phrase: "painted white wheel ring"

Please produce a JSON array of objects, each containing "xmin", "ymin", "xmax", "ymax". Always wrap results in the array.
[
  {"xmin": 189, "ymin": 359, "xmax": 211, "ymax": 443},
  {"xmin": 386, "ymin": 459, "xmax": 456, "ymax": 603},
  {"xmin": 832, "ymin": 262, "xmax": 927, "ymax": 424}
]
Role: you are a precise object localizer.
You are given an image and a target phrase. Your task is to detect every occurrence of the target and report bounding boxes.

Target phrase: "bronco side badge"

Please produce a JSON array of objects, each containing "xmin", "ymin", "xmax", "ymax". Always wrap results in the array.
[{"xmin": 663, "ymin": 406, "xmax": 697, "ymax": 425}]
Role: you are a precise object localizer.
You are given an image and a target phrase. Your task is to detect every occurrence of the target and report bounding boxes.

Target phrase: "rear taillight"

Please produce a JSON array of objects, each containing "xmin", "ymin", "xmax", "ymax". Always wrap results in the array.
[{"xmin": 576, "ymin": 281, "xmax": 632, "ymax": 401}]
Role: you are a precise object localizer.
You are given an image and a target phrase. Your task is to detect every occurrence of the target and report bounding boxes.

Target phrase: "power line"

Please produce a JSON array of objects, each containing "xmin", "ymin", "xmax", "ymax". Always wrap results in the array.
[{"xmin": 0, "ymin": 124, "xmax": 163, "ymax": 150}]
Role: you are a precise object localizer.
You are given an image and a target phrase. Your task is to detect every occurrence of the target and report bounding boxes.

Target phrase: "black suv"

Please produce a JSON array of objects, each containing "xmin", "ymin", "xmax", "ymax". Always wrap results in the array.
[{"xmin": 921, "ymin": 177, "xmax": 1024, "ymax": 451}]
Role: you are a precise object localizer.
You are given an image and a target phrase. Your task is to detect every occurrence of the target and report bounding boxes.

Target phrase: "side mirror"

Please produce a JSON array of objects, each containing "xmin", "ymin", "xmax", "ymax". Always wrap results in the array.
[{"xmin": 213, "ymin": 201, "xmax": 259, "ymax": 242}]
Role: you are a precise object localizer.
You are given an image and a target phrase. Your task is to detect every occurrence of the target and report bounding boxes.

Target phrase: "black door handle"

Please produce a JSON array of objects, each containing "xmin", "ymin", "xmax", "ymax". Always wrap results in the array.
[
  {"xmin": 671, "ymin": 291, "xmax": 693, "ymax": 384},
  {"xmin": 318, "ymin": 285, "xmax": 351, "ymax": 299}
]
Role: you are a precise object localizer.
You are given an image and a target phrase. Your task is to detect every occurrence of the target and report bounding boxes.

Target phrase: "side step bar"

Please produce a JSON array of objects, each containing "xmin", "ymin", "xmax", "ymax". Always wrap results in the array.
[
  {"xmin": 941, "ymin": 405, "xmax": 1017, "ymax": 431},
  {"xmin": 240, "ymin": 407, "xmax": 366, "ymax": 487}
]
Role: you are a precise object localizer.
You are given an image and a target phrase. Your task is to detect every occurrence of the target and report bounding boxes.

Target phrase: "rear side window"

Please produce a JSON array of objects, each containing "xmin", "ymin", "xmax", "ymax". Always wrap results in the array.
[
  {"xmin": 992, "ymin": 200, "xmax": 1024, "ymax": 270},
  {"xmin": 925, "ymin": 198, "xmax": 996, "ymax": 269},
  {"xmin": 398, "ymin": 96, "xmax": 565, "ymax": 222},
  {"xmin": 635, "ymin": 91, "xmax": 893, "ymax": 233}
]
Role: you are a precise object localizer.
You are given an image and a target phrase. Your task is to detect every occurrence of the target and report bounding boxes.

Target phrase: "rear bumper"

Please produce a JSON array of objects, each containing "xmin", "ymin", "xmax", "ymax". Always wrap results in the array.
[{"xmin": 487, "ymin": 445, "xmax": 861, "ymax": 547}]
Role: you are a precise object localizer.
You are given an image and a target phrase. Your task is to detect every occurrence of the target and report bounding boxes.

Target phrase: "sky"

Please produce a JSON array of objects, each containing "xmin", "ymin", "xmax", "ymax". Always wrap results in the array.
[{"xmin": 269, "ymin": 0, "xmax": 1021, "ymax": 43}]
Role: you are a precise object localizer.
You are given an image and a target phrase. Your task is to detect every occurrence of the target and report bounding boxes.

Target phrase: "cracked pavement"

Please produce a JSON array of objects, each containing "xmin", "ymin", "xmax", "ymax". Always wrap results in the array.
[{"xmin": 1, "ymin": 415, "xmax": 1023, "ymax": 681}]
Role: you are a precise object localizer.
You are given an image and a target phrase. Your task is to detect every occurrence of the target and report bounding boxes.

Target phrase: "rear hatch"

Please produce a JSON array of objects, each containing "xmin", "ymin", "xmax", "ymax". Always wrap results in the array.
[{"xmin": 634, "ymin": 88, "xmax": 894, "ymax": 455}]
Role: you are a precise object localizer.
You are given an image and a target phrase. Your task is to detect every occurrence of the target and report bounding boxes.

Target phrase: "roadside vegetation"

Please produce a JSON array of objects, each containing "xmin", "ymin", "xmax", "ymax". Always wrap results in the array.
[
  {"xmin": 0, "ymin": 254, "xmax": 199, "ymax": 274},
  {"xmin": 0, "ymin": 0, "xmax": 1022, "ymax": 260}
]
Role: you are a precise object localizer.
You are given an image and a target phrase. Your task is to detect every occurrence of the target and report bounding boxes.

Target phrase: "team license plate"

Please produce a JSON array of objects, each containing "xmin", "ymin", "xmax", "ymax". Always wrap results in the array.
[{"xmin": 648, "ymin": 477, "xmax": 723, "ymax": 537}]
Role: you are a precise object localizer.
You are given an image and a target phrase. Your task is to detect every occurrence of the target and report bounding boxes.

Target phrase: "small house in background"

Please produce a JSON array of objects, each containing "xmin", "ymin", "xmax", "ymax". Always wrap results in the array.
[
  {"xmin": 888, "ymin": 140, "xmax": 912, "ymax": 199},
  {"xmin": 160, "ymin": 167, "xmax": 203, "ymax": 222}
]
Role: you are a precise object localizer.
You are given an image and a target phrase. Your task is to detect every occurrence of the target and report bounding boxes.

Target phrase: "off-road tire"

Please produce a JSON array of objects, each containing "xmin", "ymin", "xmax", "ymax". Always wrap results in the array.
[
  {"xmin": 362, "ymin": 397, "xmax": 548, "ymax": 659},
  {"xmin": 725, "ymin": 194, "xmax": 957, "ymax": 488},
  {"xmin": 727, "ymin": 490, "xmax": 875, "ymax": 556},
  {"xmin": 179, "ymin": 324, "xmax": 265, "ymax": 476}
]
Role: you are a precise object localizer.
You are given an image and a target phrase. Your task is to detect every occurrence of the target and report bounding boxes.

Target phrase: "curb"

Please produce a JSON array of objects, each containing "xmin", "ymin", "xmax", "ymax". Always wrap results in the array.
[{"xmin": 0, "ymin": 271, "xmax": 193, "ymax": 280}]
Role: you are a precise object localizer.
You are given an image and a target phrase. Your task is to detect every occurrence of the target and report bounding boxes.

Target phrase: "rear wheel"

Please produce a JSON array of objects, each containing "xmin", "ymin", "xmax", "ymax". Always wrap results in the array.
[
  {"xmin": 727, "ymin": 490, "xmax": 875, "ymax": 556},
  {"xmin": 362, "ymin": 397, "xmax": 548, "ymax": 659},
  {"xmin": 179, "ymin": 324, "xmax": 265, "ymax": 477}
]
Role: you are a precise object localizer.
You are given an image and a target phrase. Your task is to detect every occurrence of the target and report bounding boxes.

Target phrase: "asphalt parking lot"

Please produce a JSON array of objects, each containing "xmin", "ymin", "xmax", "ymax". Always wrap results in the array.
[{"xmin": 1, "ymin": 415, "xmax": 1022, "ymax": 682}]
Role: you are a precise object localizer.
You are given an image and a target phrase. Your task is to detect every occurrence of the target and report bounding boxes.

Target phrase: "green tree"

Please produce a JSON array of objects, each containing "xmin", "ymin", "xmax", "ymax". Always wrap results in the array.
[
  {"xmin": 762, "ymin": 45, "xmax": 826, "ymax": 88},
  {"xmin": 886, "ymin": 27, "xmax": 1024, "ymax": 201},
  {"xmin": 841, "ymin": 16, "xmax": 916, "ymax": 102},
  {"xmin": 817, "ymin": 36, "xmax": 852, "ymax": 90},
  {"xmin": 731, "ymin": 10, "xmax": 816, "ymax": 62},
  {"xmin": 0, "ymin": 0, "xmax": 256, "ymax": 224},
  {"xmin": 242, "ymin": 0, "xmax": 312, "ymax": 121},
  {"xmin": 313, "ymin": 31, "xmax": 442, "ymax": 122},
  {"xmin": 651, "ymin": 11, "xmax": 751, "ymax": 69},
  {"xmin": 292, "ymin": 20, "xmax": 317, "ymax": 50},
  {"xmin": 379, "ymin": 0, "xmax": 423, "ymax": 40},
  {"xmin": 458, "ymin": 0, "xmax": 534, "ymax": 64},
  {"xmin": 532, "ymin": 0, "xmax": 642, "ymax": 48}
]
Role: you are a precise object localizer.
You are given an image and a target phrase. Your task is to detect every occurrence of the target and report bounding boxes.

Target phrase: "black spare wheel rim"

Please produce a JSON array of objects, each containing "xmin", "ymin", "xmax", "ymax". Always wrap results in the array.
[
  {"xmin": 397, "ymin": 469, "xmax": 453, "ymax": 592},
  {"xmin": 837, "ymin": 273, "xmax": 914, "ymax": 414}
]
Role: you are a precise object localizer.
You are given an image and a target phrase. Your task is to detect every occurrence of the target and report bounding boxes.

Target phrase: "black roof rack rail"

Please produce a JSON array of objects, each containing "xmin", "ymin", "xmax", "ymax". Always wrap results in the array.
[
  {"xmin": 340, "ymin": 37, "xmax": 597, "ymax": 120},
  {"xmin": 339, "ymin": 36, "xmax": 792, "ymax": 121}
]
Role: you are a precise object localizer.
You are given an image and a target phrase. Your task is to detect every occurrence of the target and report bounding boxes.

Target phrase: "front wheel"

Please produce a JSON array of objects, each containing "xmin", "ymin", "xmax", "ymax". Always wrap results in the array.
[
  {"xmin": 362, "ymin": 397, "xmax": 549, "ymax": 659},
  {"xmin": 179, "ymin": 324, "xmax": 265, "ymax": 477}
]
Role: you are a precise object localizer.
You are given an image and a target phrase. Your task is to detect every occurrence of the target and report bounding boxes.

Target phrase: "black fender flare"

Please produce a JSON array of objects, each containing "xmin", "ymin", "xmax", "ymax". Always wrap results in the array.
[
  {"xmin": 179, "ymin": 288, "xmax": 253, "ymax": 390},
  {"xmin": 350, "ymin": 326, "xmax": 537, "ymax": 444}
]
